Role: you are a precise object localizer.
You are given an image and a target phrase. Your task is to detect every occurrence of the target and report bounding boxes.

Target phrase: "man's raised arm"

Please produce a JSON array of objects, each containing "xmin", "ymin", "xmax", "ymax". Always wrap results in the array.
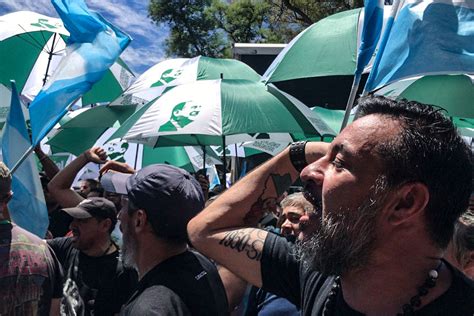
[
  {"xmin": 48, "ymin": 147, "xmax": 107, "ymax": 208},
  {"xmin": 188, "ymin": 142, "xmax": 328, "ymax": 287}
]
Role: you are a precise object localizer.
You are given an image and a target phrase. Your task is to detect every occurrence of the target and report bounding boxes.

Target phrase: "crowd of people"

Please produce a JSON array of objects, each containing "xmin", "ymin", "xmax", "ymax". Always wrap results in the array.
[{"xmin": 0, "ymin": 96, "xmax": 473, "ymax": 315}]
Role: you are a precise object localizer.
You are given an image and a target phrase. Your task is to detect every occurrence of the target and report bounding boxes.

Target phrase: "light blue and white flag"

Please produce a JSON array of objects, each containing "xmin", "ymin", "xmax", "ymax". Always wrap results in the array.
[
  {"xmin": 29, "ymin": 0, "xmax": 131, "ymax": 146},
  {"xmin": 364, "ymin": 0, "xmax": 474, "ymax": 92},
  {"xmin": 208, "ymin": 165, "xmax": 221, "ymax": 190},
  {"xmin": 355, "ymin": 0, "xmax": 384, "ymax": 76},
  {"xmin": 2, "ymin": 81, "xmax": 48, "ymax": 237},
  {"xmin": 340, "ymin": 0, "xmax": 385, "ymax": 130}
]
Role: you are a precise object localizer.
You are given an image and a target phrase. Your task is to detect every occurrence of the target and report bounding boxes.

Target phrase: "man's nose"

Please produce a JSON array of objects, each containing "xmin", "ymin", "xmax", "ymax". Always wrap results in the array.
[
  {"xmin": 282, "ymin": 219, "xmax": 292, "ymax": 228},
  {"xmin": 300, "ymin": 159, "xmax": 326, "ymax": 186}
]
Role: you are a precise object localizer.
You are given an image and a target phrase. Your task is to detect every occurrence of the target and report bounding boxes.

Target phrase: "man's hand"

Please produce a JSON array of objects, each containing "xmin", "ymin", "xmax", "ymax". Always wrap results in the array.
[
  {"xmin": 99, "ymin": 160, "xmax": 135, "ymax": 175},
  {"xmin": 195, "ymin": 174, "xmax": 209, "ymax": 201},
  {"xmin": 84, "ymin": 147, "xmax": 108, "ymax": 164}
]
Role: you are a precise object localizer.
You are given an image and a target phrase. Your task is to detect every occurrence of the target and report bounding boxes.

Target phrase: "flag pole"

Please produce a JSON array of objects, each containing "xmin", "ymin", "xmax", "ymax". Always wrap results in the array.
[
  {"xmin": 340, "ymin": 74, "xmax": 361, "ymax": 131},
  {"xmin": 12, "ymin": 96, "xmax": 80, "ymax": 175},
  {"xmin": 221, "ymin": 136, "xmax": 226, "ymax": 188},
  {"xmin": 10, "ymin": 146, "xmax": 35, "ymax": 174}
]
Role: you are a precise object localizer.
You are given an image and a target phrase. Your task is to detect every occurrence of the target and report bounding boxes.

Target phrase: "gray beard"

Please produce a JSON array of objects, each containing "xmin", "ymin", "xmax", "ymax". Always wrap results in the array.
[
  {"xmin": 121, "ymin": 232, "xmax": 138, "ymax": 271},
  {"xmin": 296, "ymin": 177, "xmax": 388, "ymax": 276}
]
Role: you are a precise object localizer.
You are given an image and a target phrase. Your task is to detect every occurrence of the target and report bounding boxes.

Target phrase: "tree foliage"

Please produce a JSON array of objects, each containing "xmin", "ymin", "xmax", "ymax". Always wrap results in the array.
[{"xmin": 148, "ymin": 0, "xmax": 364, "ymax": 58}]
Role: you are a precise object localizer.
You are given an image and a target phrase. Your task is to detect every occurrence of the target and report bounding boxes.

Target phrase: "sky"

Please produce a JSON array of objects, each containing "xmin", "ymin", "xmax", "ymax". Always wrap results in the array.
[{"xmin": 0, "ymin": 0, "xmax": 169, "ymax": 75}]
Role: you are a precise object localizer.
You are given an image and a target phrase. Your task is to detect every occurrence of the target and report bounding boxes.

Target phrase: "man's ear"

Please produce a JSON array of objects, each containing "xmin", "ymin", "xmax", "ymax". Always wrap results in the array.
[
  {"xmin": 134, "ymin": 209, "xmax": 148, "ymax": 232},
  {"xmin": 462, "ymin": 251, "xmax": 474, "ymax": 279},
  {"xmin": 385, "ymin": 182, "xmax": 430, "ymax": 225}
]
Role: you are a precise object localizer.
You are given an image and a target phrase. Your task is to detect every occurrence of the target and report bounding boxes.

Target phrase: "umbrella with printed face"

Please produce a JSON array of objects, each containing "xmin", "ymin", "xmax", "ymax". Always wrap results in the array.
[
  {"xmin": 111, "ymin": 55, "xmax": 261, "ymax": 106},
  {"xmin": 110, "ymin": 79, "xmax": 335, "ymax": 184},
  {"xmin": 111, "ymin": 79, "xmax": 335, "ymax": 147},
  {"xmin": 46, "ymin": 105, "xmax": 221, "ymax": 172},
  {"xmin": 0, "ymin": 11, "xmax": 134, "ymax": 107}
]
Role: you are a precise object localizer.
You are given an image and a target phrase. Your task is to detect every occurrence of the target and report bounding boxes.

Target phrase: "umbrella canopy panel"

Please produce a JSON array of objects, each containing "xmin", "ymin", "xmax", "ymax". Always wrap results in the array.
[
  {"xmin": 376, "ymin": 75, "xmax": 474, "ymax": 119},
  {"xmin": 263, "ymin": 9, "xmax": 361, "ymax": 83},
  {"xmin": 112, "ymin": 55, "xmax": 261, "ymax": 105},
  {"xmin": 114, "ymin": 79, "xmax": 335, "ymax": 147},
  {"xmin": 261, "ymin": 6, "xmax": 392, "ymax": 109},
  {"xmin": 0, "ymin": 11, "xmax": 134, "ymax": 106},
  {"xmin": 47, "ymin": 105, "xmax": 138, "ymax": 155}
]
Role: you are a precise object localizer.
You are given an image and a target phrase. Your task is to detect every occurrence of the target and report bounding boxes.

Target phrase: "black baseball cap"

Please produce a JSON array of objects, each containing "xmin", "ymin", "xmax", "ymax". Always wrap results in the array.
[
  {"xmin": 125, "ymin": 164, "xmax": 205, "ymax": 240},
  {"xmin": 62, "ymin": 197, "xmax": 118, "ymax": 227}
]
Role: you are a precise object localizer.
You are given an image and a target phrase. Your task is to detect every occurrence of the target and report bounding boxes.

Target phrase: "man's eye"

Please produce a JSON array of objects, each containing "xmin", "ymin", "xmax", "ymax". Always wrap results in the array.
[{"xmin": 331, "ymin": 159, "xmax": 344, "ymax": 169}]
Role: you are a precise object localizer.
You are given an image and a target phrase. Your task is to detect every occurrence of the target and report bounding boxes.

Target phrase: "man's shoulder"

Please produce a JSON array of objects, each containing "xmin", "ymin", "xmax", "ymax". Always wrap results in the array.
[
  {"xmin": 122, "ymin": 285, "xmax": 190, "ymax": 316},
  {"xmin": 47, "ymin": 236, "xmax": 73, "ymax": 250}
]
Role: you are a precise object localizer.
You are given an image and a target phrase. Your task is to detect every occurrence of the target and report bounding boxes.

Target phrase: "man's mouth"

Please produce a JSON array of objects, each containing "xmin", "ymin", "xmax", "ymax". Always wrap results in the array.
[
  {"xmin": 71, "ymin": 230, "xmax": 80, "ymax": 241},
  {"xmin": 303, "ymin": 181, "xmax": 322, "ymax": 210}
]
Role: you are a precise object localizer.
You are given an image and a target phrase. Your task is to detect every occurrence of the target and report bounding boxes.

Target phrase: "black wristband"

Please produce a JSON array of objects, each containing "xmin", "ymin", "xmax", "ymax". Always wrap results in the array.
[{"xmin": 289, "ymin": 141, "xmax": 308, "ymax": 172}]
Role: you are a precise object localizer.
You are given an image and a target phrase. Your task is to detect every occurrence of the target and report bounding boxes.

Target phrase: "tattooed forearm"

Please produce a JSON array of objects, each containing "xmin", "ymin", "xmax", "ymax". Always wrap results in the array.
[
  {"xmin": 244, "ymin": 172, "xmax": 293, "ymax": 225},
  {"xmin": 219, "ymin": 229, "xmax": 264, "ymax": 261}
]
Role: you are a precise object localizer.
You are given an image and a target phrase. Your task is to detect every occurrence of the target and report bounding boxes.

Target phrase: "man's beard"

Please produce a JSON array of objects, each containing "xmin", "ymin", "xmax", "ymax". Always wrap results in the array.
[
  {"xmin": 297, "ymin": 176, "xmax": 388, "ymax": 276},
  {"xmin": 121, "ymin": 224, "xmax": 138, "ymax": 271}
]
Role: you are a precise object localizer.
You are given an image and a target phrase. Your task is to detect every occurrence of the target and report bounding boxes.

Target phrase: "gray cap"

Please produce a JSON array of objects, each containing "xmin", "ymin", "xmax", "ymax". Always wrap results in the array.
[
  {"xmin": 62, "ymin": 197, "xmax": 117, "ymax": 227},
  {"xmin": 126, "ymin": 164, "xmax": 204, "ymax": 240}
]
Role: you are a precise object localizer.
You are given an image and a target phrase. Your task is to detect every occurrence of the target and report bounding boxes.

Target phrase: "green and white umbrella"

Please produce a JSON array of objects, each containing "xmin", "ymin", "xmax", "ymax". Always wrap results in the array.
[
  {"xmin": 46, "ymin": 105, "xmax": 221, "ymax": 172},
  {"xmin": 311, "ymin": 106, "xmax": 354, "ymax": 138},
  {"xmin": 375, "ymin": 74, "xmax": 474, "ymax": 119},
  {"xmin": 111, "ymin": 55, "xmax": 261, "ymax": 105},
  {"xmin": 455, "ymin": 117, "xmax": 474, "ymax": 138},
  {"xmin": 112, "ymin": 79, "xmax": 335, "ymax": 147},
  {"xmin": 0, "ymin": 11, "xmax": 134, "ymax": 106},
  {"xmin": 262, "ymin": 7, "xmax": 391, "ymax": 108}
]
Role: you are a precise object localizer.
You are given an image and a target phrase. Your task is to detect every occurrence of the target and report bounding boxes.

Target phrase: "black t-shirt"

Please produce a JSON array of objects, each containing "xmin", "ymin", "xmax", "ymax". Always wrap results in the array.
[
  {"xmin": 261, "ymin": 233, "xmax": 474, "ymax": 316},
  {"xmin": 0, "ymin": 222, "xmax": 63, "ymax": 316},
  {"xmin": 47, "ymin": 237, "xmax": 137, "ymax": 316},
  {"xmin": 48, "ymin": 207, "xmax": 72, "ymax": 237},
  {"xmin": 120, "ymin": 250, "xmax": 229, "ymax": 316}
]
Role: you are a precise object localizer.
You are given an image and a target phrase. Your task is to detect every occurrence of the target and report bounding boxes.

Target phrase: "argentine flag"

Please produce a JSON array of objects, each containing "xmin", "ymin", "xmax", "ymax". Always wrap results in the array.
[
  {"xmin": 2, "ymin": 82, "xmax": 48, "ymax": 237},
  {"xmin": 365, "ymin": 0, "xmax": 474, "ymax": 92},
  {"xmin": 29, "ymin": 0, "xmax": 131, "ymax": 146},
  {"xmin": 355, "ymin": 0, "xmax": 384, "ymax": 76}
]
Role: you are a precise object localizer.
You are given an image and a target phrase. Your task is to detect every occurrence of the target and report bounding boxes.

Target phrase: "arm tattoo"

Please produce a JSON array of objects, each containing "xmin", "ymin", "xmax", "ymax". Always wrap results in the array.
[
  {"xmin": 271, "ymin": 173, "xmax": 292, "ymax": 197},
  {"xmin": 244, "ymin": 173, "xmax": 292, "ymax": 225},
  {"xmin": 219, "ymin": 229, "xmax": 264, "ymax": 261}
]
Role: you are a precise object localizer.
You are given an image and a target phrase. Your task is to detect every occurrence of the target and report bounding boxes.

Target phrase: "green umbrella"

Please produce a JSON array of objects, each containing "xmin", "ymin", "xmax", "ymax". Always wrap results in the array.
[
  {"xmin": 454, "ymin": 117, "xmax": 474, "ymax": 138},
  {"xmin": 112, "ymin": 55, "xmax": 261, "ymax": 105},
  {"xmin": 261, "ymin": 7, "xmax": 392, "ymax": 109},
  {"xmin": 376, "ymin": 75, "xmax": 474, "ymax": 119},
  {"xmin": 110, "ymin": 79, "xmax": 335, "ymax": 147},
  {"xmin": 46, "ymin": 105, "xmax": 221, "ymax": 172},
  {"xmin": 0, "ymin": 11, "xmax": 134, "ymax": 106},
  {"xmin": 311, "ymin": 106, "xmax": 354, "ymax": 139}
]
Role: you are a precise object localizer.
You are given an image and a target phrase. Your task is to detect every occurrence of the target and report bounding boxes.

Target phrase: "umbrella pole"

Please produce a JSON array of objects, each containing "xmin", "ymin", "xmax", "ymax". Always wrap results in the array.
[
  {"xmin": 202, "ymin": 145, "xmax": 206, "ymax": 171},
  {"xmin": 43, "ymin": 33, "xmax": 58, "ymax": 86},
  {"xmin": 133, "ymin": 144, "xmax": 140, "ymax": 170},
  {"xmin": 221, "ymin": 136, "xmax": 226, "ymax": 188}
]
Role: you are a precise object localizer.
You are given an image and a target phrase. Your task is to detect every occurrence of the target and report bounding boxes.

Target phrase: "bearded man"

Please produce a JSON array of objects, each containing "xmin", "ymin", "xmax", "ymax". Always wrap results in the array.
[{"xmin": 188, "ymin": 96, "xmax": 474, "ymax": 315}]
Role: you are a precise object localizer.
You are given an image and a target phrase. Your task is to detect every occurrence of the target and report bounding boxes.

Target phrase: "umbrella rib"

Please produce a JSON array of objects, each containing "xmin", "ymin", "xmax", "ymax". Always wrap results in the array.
[{"xmin": 16, "ymin": 25, "xmax": 52, "ymax": 52}]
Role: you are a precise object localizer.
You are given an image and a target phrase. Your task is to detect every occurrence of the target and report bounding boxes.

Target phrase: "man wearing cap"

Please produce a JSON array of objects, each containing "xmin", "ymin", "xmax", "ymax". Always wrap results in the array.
[
  {"xmin": 0, "ymin": 162, "xmax": 63, "ymax": 315},
  {"xmin": 47, "ymin": 148, "xmax": 137, "ymax": 315},
  {"xmin": 100, "ymin": 162, "xmax": 229, "ymax": 315}
]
